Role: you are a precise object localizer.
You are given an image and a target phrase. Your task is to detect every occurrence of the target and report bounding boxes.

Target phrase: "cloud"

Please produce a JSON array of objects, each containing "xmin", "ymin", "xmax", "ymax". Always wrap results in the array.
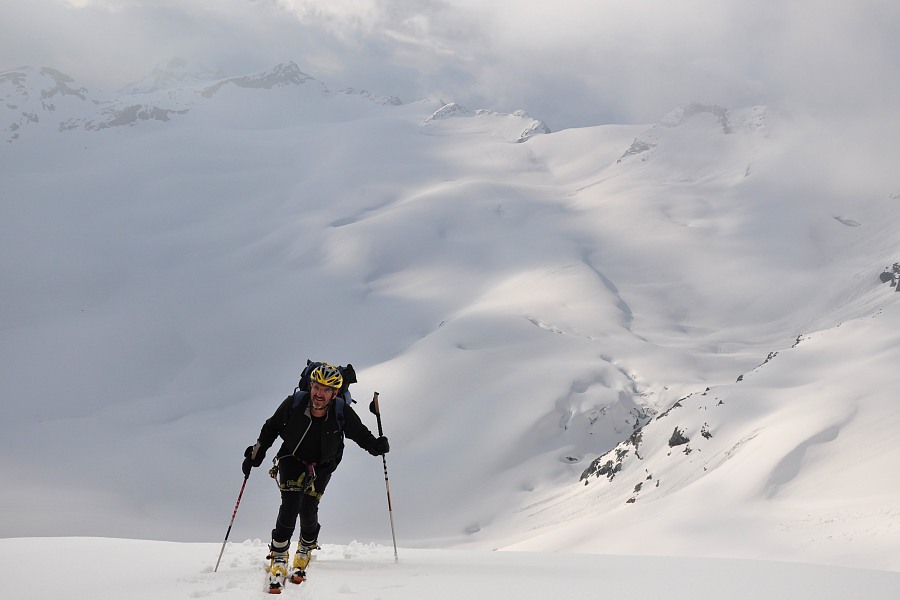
[
  {"xmin": 258, "ymin": 0, "xmax": 900, "ymax": 128},
  {"xmin": 2, "ymin": 1, "xmax": 899, "ymax": 129}
]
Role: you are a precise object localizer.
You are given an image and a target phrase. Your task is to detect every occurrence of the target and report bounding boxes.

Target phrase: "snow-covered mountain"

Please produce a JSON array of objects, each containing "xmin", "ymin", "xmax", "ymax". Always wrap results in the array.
[
  {"xmin": 2, "ymin": 61, "xmax": 547, "ymax": 141},
  {"xmin": 1, "ymin": 59, "xmax": 898, "ymax": 585},
  {"xmin": 1, "ymin": 66, "xmax": 100, "ymax": 141},
  {"xmin": 118, "ymin": 57, "xmax": 228, "ymax": 94}
]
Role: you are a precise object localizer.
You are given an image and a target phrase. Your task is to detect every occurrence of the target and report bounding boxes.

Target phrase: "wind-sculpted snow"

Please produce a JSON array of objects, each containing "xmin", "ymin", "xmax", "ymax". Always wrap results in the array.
[{"xmin": 1, "ymin": 61, "xmax": 899, "ymax": 576}]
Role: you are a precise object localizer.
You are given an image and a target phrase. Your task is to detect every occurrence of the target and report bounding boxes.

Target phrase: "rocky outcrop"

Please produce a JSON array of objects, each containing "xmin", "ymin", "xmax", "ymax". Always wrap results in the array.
[{"xmin": 880, "ymin": 263, "xmax": 900, "ymax": 291}]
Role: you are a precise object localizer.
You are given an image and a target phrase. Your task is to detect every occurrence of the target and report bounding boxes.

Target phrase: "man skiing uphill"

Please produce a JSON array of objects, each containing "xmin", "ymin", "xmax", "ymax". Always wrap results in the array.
[{"xmin": 242, "ymin": 362, "xmax": 390, "ymax": 593}]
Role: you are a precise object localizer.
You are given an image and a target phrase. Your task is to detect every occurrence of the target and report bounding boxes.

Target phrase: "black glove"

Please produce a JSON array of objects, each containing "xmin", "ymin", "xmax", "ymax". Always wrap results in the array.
[
  {"xmin": 242, "ymin": 444, "xmax": 266, "ymax": 476},
  {"xmin": 369, "ymin": 436, "xmax": 390, "ymax": 456}
]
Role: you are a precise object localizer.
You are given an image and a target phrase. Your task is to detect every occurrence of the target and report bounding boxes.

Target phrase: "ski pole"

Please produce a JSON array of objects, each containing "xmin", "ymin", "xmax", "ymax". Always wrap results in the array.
[
  {"xmin": 214, "ymin": 473, "xmax": 249, "ymax": 572},
  {"xmin": 370, "ymin": 391, "xmax": 399, "ymax": 562}
]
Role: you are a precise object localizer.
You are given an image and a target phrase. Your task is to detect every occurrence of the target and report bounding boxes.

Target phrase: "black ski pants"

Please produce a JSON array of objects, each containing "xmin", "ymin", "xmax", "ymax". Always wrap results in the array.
[{"xmin": 271, "ymin": 457, "xmax": 331, "ymax": 547}]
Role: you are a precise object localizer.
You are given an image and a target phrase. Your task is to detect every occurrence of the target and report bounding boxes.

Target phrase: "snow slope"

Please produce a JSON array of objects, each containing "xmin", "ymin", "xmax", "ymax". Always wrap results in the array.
[
  {"xmin": 1, "ymin": 61, "xmax": 899, "ymax": 587},
  {"xmin": 1, "ymin": 538, "xmax": 897, "ymax": 600}
]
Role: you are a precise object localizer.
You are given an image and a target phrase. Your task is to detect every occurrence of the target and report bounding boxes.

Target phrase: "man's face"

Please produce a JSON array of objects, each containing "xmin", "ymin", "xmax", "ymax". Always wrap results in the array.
[{"xmin": 310, "ymin": 381, "xmax": 337, "ymax": 410}]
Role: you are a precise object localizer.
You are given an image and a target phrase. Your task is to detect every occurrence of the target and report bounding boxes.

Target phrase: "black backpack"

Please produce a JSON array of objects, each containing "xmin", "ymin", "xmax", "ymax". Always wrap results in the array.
[{"xmin": 292, "ymin": 359, "xmax": 357, "ymax": 433}]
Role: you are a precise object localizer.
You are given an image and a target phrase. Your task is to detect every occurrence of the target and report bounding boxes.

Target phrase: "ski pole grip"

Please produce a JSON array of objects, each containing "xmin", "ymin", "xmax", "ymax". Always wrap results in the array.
[{"xmin": 370, "ymin": 391, "xmax": 384, "ymax": 436}]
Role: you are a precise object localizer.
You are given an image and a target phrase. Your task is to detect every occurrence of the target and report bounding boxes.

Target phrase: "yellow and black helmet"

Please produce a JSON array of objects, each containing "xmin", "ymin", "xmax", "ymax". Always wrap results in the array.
[{"xmin": 309, "ymin": 363, "xmax": 343, "ymax": 390}]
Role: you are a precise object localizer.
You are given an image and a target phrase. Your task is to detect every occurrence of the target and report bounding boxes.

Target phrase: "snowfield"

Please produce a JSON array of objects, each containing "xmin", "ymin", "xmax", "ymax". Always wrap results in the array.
[
  {"xmin": 1, "ymin": 537, "xmax": 898, "ymax": 599},
  {"xmin": 2, "ymin": 59, "xmax": 899, "ymax": 596}
]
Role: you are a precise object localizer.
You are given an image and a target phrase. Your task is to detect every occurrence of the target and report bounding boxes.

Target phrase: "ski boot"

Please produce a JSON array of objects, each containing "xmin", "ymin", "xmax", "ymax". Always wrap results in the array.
[
  {"xmin": 290, "ymin": 538, "xmax": 319, "ymax": 584},
  {"xmin": 267, "ymin": 546, "xmax": 290, "ymax": 594}
]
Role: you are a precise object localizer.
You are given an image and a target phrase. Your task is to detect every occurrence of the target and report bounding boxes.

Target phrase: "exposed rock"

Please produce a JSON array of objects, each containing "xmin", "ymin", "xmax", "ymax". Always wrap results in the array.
[
  {"xmin": 60, "ymin": 104, "xmax": 189, "ymax": 131},
  {"xmin": 580, "ymin": 447, "xmax": 628, "ymax": 482},
  {"xmin": 617, "ymin": 139, "xmax": 657, "ymax": 163},
  {"xmin": 656, "ymin": 397, "xmax": 687, "ymax": 419},
  {"xmin": 2, "ymin": 67, "xmax": 101, "ymax": 141},
  {"xmin": 668, "ymin": 427, "xmax": 690, "ymax": 447},
  {"xmin": 580, "ymin": 428, "xmax": 643, "ymax": 483},
  {"xmin": 879, "ymin": 263, "xmax": 900, "ymax": 290},
  {"xmin": 737, "ymin": 351, "xmax": 779, "ymax": 382}
]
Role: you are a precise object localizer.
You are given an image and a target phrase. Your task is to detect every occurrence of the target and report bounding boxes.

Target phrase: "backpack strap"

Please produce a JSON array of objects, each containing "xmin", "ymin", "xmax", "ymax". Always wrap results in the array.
[
  {"xmin": 334, "ymin": 389, "xmax": 356, "ymax": 434},
  {"xmin": 282, "ymin": 390, "xmax": 306, "ymax": 429}
]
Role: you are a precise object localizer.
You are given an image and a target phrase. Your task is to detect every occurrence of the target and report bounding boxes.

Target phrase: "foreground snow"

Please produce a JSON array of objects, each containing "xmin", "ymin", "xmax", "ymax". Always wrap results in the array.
[{"xmin": 1, "ymin": 537, "xmax": 898, "ymax": 599}]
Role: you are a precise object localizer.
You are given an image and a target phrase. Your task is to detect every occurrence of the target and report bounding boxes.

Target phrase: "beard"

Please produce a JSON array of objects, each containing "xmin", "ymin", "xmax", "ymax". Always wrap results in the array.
[{"xmin": 310, "ymin": 395, "xmax": 332, "ymax": 411}]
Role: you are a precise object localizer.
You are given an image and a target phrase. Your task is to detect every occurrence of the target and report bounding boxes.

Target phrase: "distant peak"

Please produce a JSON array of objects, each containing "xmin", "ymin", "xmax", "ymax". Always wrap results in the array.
[
  {"xmin": 1, "ymin": 66, "xmax": 78, "ymax": 89},
  {"xmin": 423, "ymin": 102, "xmax": 550, "ymax": 142},
  {"xmin": 0, "ymin": 65, "xmax": 90, "ymax": 100},
  {"xmin": 424, "ymin": 102, "xmax": 472, "ymax": 123},
  {"xmin": 516, "ymin": 119, "xmax": 551, "ymax": 142},
  {"xmin": 200, "ymin": 61, "xmax": 321, "ymax": 98},
  {"xmin": 1, "ymin": 66, "xmax": 98, "ymax": 142},
  {"xmin": 335, "ymin": 87, "xmax": 403, "ymax": 106},
  {"xmin": 120, "ymin": 58, "xmax": 227, "ymax": 94},
  {"xmin": 242, "ymin": 62, "xmax": 317, "ymax": 87},
  {"xmin": 661, "ymin": 103, "xmax": 778, "ymax": 135},
  {"xmin": 39, "ymin": 67, "xmax": 76, "ymax": 84},
  {"xmin": 617, "ymin": 103, "xmax": 780, "ymax": 164},
  {"xmin": 661, "ymin": 103, "xmax": 731, "ymax": 133}
]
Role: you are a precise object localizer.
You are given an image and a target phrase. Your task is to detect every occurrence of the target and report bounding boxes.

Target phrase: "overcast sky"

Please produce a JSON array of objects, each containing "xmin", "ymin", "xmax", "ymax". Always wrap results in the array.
[{"xmin": 2, "ymin": 1, "xmax": 899, "ymax": 130}]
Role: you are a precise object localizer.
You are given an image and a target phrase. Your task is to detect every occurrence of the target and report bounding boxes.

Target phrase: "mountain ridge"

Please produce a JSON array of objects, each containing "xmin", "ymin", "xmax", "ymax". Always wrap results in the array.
[{"xmin": 2, "ymin": 61, "xmax": 550, "ymax": 143}]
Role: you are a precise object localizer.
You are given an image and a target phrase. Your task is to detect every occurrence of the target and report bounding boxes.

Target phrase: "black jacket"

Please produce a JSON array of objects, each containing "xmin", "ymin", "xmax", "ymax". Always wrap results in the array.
[{"xmin": 256, "ymin": 391, "xmax": 378, "ymax": 473}]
